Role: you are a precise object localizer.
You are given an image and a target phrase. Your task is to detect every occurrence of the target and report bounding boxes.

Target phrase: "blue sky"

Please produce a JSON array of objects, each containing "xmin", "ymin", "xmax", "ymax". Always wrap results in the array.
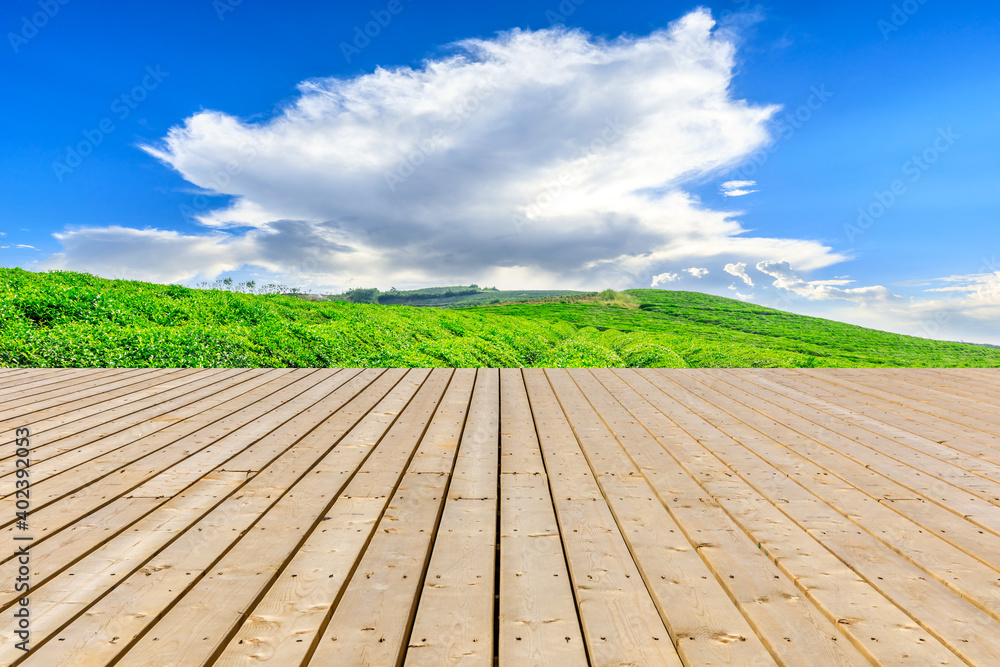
[{"xmin": 2, "ymin": 0, "xmax": 999, "ymax": 342}]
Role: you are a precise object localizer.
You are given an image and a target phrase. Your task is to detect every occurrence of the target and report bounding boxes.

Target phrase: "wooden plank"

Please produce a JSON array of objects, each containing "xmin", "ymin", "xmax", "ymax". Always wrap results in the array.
[
  {"xmin": 499, "ymin": 369, "xmax": 546, "ymax": 477},
  {"xmin": 0, "ymin": 369, "xmax": 272, "ymax": 464},
  {"xmin": 599, "ymin": 369, "xmax": 899, "ymax": 665},
  {"xmin": 549, "ymin": 369, "xmax": 777, "ymax": 666},
  {"xmin": 0, "ymin": 367, "xmax": 40, "ymax": 382},
  {"xmin": 404, "ymin": 499, "xmax": 495, "ymax": 667},
  {"xmin": 703, "ymin": 370, "xmax": 1000, "ymax": 505},
  {"xmin": 795, "ymin": 368, "xmax": 1000, "ymax": 431},
  {"xmin": 522, "ymin": 369, "xmax": 682, "ymax": 667},
  {"xmin": 21, "ymin": 366, "xmax": 236, "ymax": 441},
  {"xmin": 307, "ymin": 371, "xmax": 475, "ymax": 667},
  {"xmin": 858, "ymin": 369, "xmax": 1000, "ymax": 411},
  {"xmin": 0, "ymin": 368, "xmax": 133, "ymax": 400},
  {"xmin": 628, "ymin": 371, "xmax": 1000, "ymax": 665},
  {"xmin": 842, "ymin": 370, "xmax": 1000, "ymax": 429},
  {"xmin": 680, "ymin": 371, "xmax": 1000, "ymax": 560},
  {"xmin": 0, "ymin": 369, "xmax": 333, "ymax": 608},
  {"xmin": 0, "ymin": 367, "xmax": 98, "ymax": 396},
  {"xmin": 897, "ymin": 369, "xmax": 1000, "ymax": 404},
  {"xmin": 635, "ymin": 369, "xmax": 974, "ymax": 664},
  {"xmin": 0, "ymin": 367, "xmax": 39, "ymax": 386},
  {"xmin": 10, "ymin": 370, "xmax": 401, "ymax": 663},
  {"xmin": 744, "ymin": 370, "xmax": 1000, "ymax": 481},
  {"xmin": 0, "ymin": 369, "xmax": 207, "ymax": 451},
  {"xmin": 0, "ymin": 369, "xmax": 323, "ymax": 538},
  {"xmin": 442, "ymin": 369, "xmax": 499, "ymax": 501},
  {"xmin": 0, "ymin": 368, "xmax": 250, "ymax": 482},
  {"xmin": 11, "ymin": 366, "xmax": 1000, "ymax": 666},
  {"xmin": 211, "ymin": 368, "xmax": 449, "ymax": 666},
  {"xmin": 0, "ymin": 470, "xmax": 252, "ymax": 661},
  {"xmin": 308, "ymin": 472, "xmax": 451, "ymax": 667},
  {"xmin": 0, "ymin": 368, "xmax": 167, "ymax": 425},
  {"xmin": 498, "ymin": 473, "xmax": 586, "ymax": 667},
  {"xmin": 405, "ymin": 369, "xmax": 499, "ymax": 666},
  {"xmin": 796, "ymin": 369, "xmax": 1000, "ymax": 449},
  {"xmin": 586, "ymin": 369, "xmax": 867, "ymax": 665},
  {"xmin": 775, "ymin": 368, "xmax": 1000, "ymax": 462},
  {"xmin": 117, "ymin": 372, "xmax": 432, "ymax": 666},
  {"xmin": 497, "ymin": 369, "xmax": 586, "ymax": 667},
  {"xmin": 957, "ymin": 368, "xmax": 1000, "ymax": 383},
  {"xmin": 123, "ymin": 370, "xmax": 454, "ymax": 667},
  {"xmin": 0, "ymin": 371, "xmax": 373, "ymax": 615},
  {"xmin": 15, "ymin": 369, "xmax": 402, "ymax": 666}
]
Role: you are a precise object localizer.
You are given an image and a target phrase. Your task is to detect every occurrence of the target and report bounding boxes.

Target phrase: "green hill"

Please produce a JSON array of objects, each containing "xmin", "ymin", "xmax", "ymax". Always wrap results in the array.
[
  {"xmin": 1, "ymin": 268, "xmax": 997, "ymax": 368},
  {"xmin": 332, "ymin": 285, "xmax": 584, "ymax": 307}
]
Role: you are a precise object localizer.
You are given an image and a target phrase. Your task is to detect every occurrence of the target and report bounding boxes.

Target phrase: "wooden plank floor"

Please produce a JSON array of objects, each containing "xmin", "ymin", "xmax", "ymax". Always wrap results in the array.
[{"xmin": 2, "ymin": 368, "xmax": 999, "ymax": 666}]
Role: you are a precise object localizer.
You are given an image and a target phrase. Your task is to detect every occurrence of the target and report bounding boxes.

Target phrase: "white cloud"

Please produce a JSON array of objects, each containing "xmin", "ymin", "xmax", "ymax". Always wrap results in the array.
[
  {"xmin": 756, "ymin": 260, "xmax": 901, "ymax": 305},
  {"xmin": 724, "ymin": 261, "xmax": 754, "ymax": 286},
  {"xmin": 721, "ymin": 179, "xmax": 758, "ymax": 196},
  {"xmin": 914, "ymin": 271, "xmax": 1000, "ymax": 321},
  {"xmin": 651, "ymin": 272, "xmax": 679, "ymax": 287},
  {"xmin": 684, "ymin": 267, "xmax": 709, "ymax": 278},
  {"xmin": 42, "ymin": 10, "xmax": 846, "ymax": 292},
  {"xmin": 43, "ymin": 223, "xmax": 356, "ymax": 285}
]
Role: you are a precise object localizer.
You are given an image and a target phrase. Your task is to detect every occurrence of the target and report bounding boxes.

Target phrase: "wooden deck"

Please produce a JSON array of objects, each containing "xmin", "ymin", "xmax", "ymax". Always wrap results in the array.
[{"xmin": 1, "ymin": 367, "xmax": 1000, "ymax": 666}]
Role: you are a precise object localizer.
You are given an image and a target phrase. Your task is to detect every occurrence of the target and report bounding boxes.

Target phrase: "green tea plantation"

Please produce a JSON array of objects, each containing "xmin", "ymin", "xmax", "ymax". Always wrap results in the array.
[{"xmin": 2, "ymin": 268, "xmax": 997, "ymax": 368}]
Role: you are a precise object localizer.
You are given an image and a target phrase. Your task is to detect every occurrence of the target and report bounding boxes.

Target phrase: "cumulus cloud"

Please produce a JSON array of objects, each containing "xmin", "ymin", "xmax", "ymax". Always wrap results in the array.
[
  {"xmin": 756, "ymin": 260, "xmax": 901, "ymax": 305},
  {"xmin": 684, "ymin": 267, "xmax": 709, "ymax": 278},
  {"xmin": 651, "ymin": 272, "xmax": 679, "ymax": 287},
  {"xmin": 724, "ymin": 261, "xmax": 754, "ymax": 286},
  {"xmin": 721, "ymin": 179, "xmax": 758, "ymax": 196},
  {"xmin": 42, "ymin": 9, "xmax": 846, "ymax": 292}
]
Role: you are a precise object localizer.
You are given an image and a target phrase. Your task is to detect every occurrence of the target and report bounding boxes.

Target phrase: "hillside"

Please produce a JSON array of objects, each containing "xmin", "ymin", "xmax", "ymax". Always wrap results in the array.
[
  {"xmin": 331, "ymin": 285, "xmax": 584, "ymax": 307},
  {"xmin": 1, "ymin": 268, "xmax": 997, "ymax": 368}
]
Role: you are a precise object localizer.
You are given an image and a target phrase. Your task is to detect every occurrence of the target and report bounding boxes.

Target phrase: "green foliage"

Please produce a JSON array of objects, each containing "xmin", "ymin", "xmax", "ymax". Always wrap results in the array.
[
  {"xmin": 344, "ymin": 287, "xmax": 380, "ymax": 304},
  {"xmin": 1, "ymin": 269, "xmax": 998, "ymax": 368},
  {"xmin": 196, "ymin": 276, "xmax": 294, "ymax": 295},
  {"xmin": 341, "ymin": 284, "xmax": 583, "ymax": 307}
]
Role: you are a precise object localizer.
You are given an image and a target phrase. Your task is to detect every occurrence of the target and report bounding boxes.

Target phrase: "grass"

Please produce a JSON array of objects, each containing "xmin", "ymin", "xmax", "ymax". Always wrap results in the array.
[
  {"xmin": 1, "ymin": 268, "xmax": 997, "ymax": 368},
  {"xmin": 334, "ymin": 285, "xmax": 585, "ymax": 307}
]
